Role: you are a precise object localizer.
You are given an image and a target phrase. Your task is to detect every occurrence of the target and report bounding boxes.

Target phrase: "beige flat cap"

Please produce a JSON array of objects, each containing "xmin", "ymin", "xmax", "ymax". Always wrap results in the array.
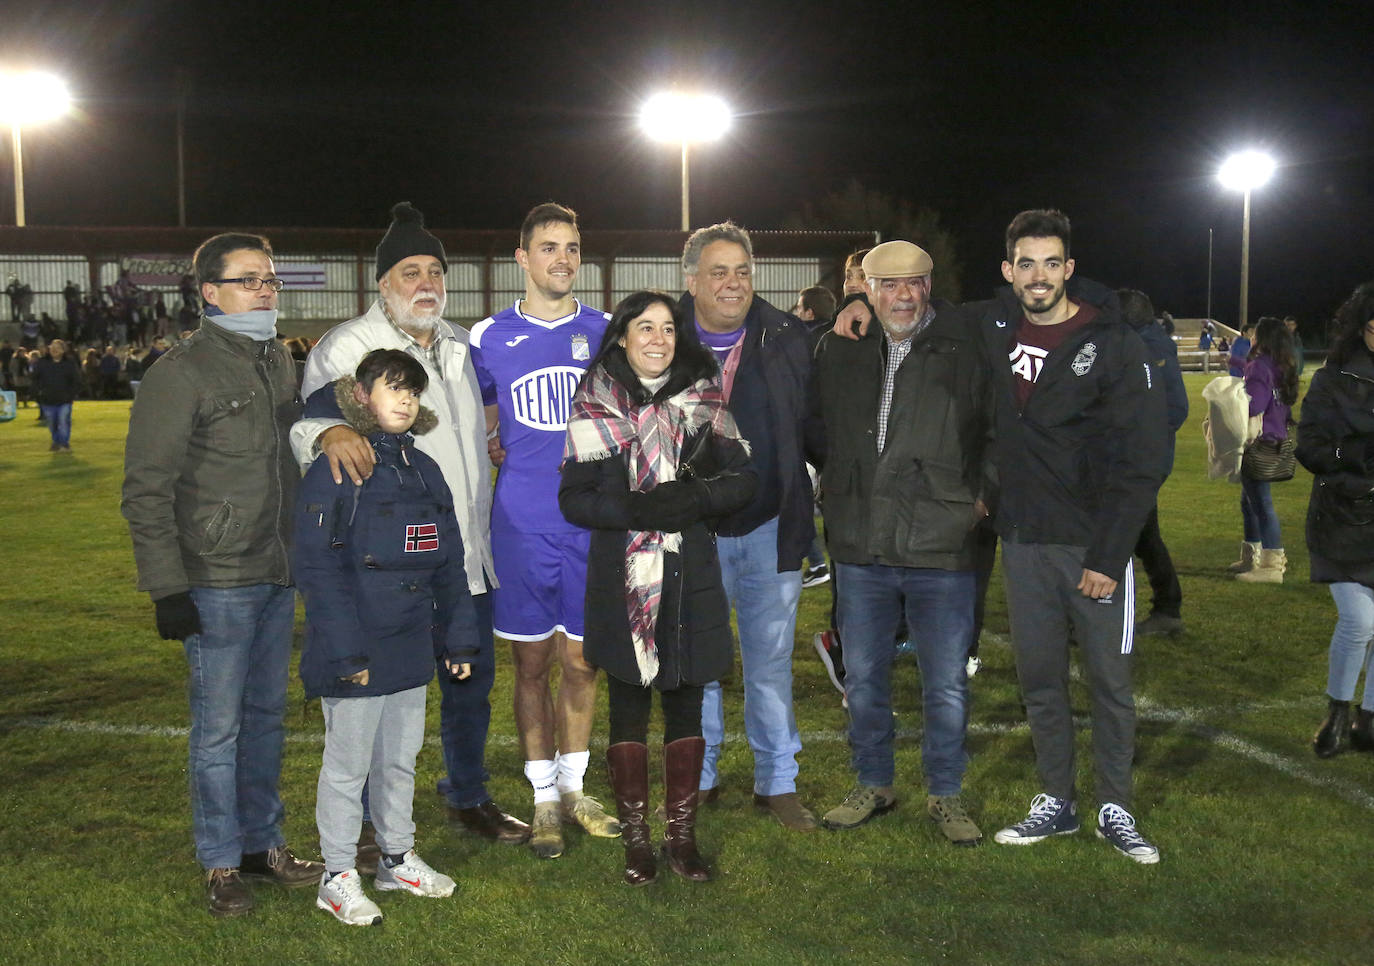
[{"xmin": 861, "ymin": 240, "xmax": 933, "ymax": 279}]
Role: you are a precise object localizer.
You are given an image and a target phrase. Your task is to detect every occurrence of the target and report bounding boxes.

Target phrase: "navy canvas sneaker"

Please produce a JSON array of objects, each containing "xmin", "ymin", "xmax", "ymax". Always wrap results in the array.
[
  {"xmin": 1096, "ymin": 803, "xmax": 1160, "ymax": 864},
  {"xmin": 993, "ymin": 793, "xmax": 1080, "ymax": 845}
]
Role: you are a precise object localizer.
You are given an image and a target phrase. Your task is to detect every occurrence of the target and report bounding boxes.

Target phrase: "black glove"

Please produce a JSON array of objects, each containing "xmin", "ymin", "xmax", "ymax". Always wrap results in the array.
[
  {"xmin": 154, "ymin": 591, "xmax": 201, "ymax": 641},
  {"xmin": 633, "ymin": 480, "xmax": 705, "ymax": 532}
]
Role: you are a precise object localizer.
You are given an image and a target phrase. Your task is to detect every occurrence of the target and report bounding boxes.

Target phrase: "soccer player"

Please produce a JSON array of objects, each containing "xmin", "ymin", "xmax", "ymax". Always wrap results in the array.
[{"xmin": 469, "ymin": 203, "xmax": 618, "ymax": 858}]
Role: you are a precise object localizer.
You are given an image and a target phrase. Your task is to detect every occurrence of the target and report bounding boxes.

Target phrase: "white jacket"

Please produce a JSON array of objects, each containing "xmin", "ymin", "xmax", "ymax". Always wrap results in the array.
[{"xmin": 291, "ymin": 300, "xmax": 496, "ymax": 596}]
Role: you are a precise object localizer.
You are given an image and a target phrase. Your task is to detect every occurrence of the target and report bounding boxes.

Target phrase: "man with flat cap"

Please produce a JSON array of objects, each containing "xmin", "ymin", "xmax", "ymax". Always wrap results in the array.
[
  {"xmin": 808, "ymin": 240, "xmax": 992, "ymax": 844},
  {"xmin": 291, "ymin": 203, "xmax": 529, "ymax": 848}
]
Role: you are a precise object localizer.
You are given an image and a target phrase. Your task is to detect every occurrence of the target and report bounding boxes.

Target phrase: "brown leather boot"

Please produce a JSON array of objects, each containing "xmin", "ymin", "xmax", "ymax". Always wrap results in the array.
[
  {"xmin": 662, "ymin": 736, "xmax": 710, "ymax": 882},
  {"xmin": 606, "ymin": 742, "xmax": 655, "ymax": 886}
]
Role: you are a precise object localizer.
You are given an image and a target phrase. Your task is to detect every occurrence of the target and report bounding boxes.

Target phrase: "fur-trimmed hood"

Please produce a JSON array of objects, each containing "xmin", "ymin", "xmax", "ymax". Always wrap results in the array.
[{"xmin": 332, "ymin": 375, "xmax": 439, "ymax": 438}]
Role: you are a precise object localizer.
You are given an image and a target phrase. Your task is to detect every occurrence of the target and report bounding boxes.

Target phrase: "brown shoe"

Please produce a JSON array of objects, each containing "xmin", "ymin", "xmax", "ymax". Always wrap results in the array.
[
  {"xmin": 447, "ymin": 799, "xmax": 531, "ymax": 844},
  {"xmin": 205, "ymin": 868, "xmax": 253, "ymax": 918},
  {"xmin": 355, "ymin": 824, "xmax": 382, "ymax": 877},
  {"xmin": 240, "ymin": 846, "xmax": 325, "ymax": 888},
  {"xmin": 752, "ymin": 792, "xmax": 819, "ymax": 831}
]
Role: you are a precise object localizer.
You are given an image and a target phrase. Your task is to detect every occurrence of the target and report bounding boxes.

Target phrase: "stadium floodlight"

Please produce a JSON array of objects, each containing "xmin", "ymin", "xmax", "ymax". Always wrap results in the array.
[
  {"xmin": 1218, "ymin": 150, "xmax": 1276, "ymax": 330},
  {"xmin": 0, "ymin": 70, "xmax": 72, "ymax": 227},
  {"xmin": 639, "ymin": 92, "xmax": 731, "ymax": 231}
]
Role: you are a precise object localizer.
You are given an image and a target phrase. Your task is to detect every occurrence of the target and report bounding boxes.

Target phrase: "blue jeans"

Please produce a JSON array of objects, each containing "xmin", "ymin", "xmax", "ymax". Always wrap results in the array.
[
  {"xmin": 435, "ymin": 586, "xmax": 496, "ymax": 808},
  {"xmin": 700, "ymin": 517, "xmax": 804, "ymax": 796},
  {"xmin": 836, "ymin": 563, "xmax": 973, "ymax": 795},
  {"xmin": 1240, "ymin": 476, "xmax": 1282, "ymax": 548},
  {"xmin": 39, "ymin": 402, "xmax": 71, "ymax": 447},
  {"xmin": 184, "ymin": 584, "xmax": 294, "ymax": 869},
  {"xmin": 1326, "ymin": 582, "xmax": 1374, "ymax": 710}
]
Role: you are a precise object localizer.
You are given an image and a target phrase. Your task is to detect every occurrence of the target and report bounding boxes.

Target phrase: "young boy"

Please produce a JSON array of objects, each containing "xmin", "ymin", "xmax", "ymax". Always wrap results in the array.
[{"xmin": 296, "ymin": 349, "xmax": 479, "ymax": 926}]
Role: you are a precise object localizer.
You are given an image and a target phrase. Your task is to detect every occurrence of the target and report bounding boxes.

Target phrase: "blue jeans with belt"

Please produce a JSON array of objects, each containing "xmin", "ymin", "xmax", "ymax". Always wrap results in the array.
[
  {"xmin": 184, "ymin": 584, "xmax": 294, "ymax": 869},
  {"xmin": 836, "ymin": 563, "xmax": 973, "ymax": 795}
]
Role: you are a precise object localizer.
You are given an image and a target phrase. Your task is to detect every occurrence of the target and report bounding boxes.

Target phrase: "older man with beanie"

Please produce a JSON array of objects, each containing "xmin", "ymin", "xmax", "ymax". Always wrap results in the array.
[
  {"xmin": 291, "ymin": 203, "xmax": 529, "ymax": 848},
  {"xmin": 809, "ymin": 241, "xmax": 992, "ymax": 843},
  {"xmin": 680, "ymin": 221, "xmax": 820, "ymax": 830}
]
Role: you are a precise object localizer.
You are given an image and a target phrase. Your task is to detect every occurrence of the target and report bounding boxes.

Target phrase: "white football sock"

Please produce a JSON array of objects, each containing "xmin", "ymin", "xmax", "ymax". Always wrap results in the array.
[
  {"xmin": 556, "ymin": 750, "xmax": 590, "ymax": 796},
  {"xmin": 525, "ymin": 758, "xmax": 560, "ymax": 805}
]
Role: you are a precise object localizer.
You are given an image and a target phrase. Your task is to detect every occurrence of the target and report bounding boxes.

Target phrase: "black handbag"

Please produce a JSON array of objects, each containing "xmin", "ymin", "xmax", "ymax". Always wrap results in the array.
[{"xmin": 1242, "ymin": 431, "xmax": 1297, "ymax": 482}]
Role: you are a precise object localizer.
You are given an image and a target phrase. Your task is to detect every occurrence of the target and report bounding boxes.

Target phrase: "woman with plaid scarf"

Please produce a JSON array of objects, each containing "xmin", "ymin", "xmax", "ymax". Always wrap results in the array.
[{"xmin": 560, "ymin": 291, "xmax": 756, "ymax": 886}]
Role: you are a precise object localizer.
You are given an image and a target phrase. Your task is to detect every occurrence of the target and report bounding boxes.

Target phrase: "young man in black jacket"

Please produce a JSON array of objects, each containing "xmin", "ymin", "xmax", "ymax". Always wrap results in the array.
[{"xmin": 978, "ymin": 210, "xmax": 1166, "ymax": 864}]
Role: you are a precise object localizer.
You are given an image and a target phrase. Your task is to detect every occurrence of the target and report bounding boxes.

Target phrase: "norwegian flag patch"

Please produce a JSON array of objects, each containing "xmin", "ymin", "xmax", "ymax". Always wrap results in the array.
[{"xmin": 404, "ymin": 523, "xmax": 439, "ymax": 553}]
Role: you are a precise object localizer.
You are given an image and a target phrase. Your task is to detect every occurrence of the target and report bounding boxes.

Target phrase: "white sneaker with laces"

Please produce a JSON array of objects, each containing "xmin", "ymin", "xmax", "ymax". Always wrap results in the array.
[
  {"xmin": 1096, "ymin": 803, "xmax": 1160, "ymax": 864},
  {"xmin": 316, "ymin": 869, "xmax": 383, "ymax": 926},
  {"xmin": 374, "ymin": 850, "xmax": 456, "ymax": 897}
]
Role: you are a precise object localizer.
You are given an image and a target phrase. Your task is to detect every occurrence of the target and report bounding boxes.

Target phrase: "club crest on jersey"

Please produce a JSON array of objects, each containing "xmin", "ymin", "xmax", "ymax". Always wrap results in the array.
[
  {"xmin": 404, "ymin": 523, "xmax": 439, "ymax": 553},
  {"xmin": 1071, "ymin": 342, "xmax": 1098, "ymax": 376},
  {"xmin": 570, "ymin": 333, "xmax": 590, "ymax": 361}
]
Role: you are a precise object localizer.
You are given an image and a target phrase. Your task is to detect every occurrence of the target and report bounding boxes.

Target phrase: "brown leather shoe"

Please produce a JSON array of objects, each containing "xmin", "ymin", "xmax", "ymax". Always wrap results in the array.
[
  {"xmin": 205, "ymin": 868, "xmax": 253, "ymax": 918},
  {"xmin": 448, "ymin": 799, "xmax": 531, "ymax": 844},
  {"xmin": 752, "ymin": 792, "xmax": 819, "ymax": 831},
  {"xmin": 240, "ymin": 846, "xmax": 325, "ymax": 888},
  {"xmin": 607, "ymin": 742, "xmax": 656, "ymax": 886}
]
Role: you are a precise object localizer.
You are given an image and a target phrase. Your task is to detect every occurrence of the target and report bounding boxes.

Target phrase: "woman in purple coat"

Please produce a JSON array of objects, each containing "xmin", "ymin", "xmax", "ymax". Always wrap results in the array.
[{"xmin": 1235, "ymin": 317, "xmax": 1300, "ymax": 583}]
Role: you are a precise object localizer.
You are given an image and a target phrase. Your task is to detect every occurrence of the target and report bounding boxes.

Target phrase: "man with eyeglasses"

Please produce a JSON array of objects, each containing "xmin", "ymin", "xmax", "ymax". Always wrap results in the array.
[
  {"xmin": 808, "ymin": 241, "xmax": 991, "ymax": 844},
  {"xmin": 123, "ymin": 232, "xmax": 324, "ymax": 917},
  {"xmin": 291, "ymin": 203, "xmax": 528, "ymax": 850}
]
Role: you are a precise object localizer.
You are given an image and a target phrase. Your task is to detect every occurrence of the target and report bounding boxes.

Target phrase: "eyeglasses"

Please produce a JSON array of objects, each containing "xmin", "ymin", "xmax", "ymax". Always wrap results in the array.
[{"xmin": 209, "ymin": 276, "xmax": 285, "ymax": 292}]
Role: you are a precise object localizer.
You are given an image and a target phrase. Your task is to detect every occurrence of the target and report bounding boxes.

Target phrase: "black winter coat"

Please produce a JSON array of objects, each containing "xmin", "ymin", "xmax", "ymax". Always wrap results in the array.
[
  {"xmin": 559, "ymin": 366, "xmax": 757, "ymax": 690},
  {"xmin": 677, "ymin": 292, "xmax": 814, "ymax": 572},
  {"xmin": 972, "ymin": 277, "xmax": 1167, "ymax": 581},
  {"xmin": 809, "ymin": 297, "xmax": 993, "ymax": 571},
  {"xmin": 1296, "ymin": 349, "xmax": 1374, "ymax": 586},
  {"xmin": 32, "ymin": 354, "xmax": 81, "ymax": 405}
]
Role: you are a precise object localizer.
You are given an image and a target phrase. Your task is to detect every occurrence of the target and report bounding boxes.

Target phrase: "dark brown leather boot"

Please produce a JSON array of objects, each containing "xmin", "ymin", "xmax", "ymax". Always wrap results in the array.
[
  {"xmin": 1314, "ymin": 698, "xmax": 1351, "ymax": 758},
  {"xmin": 662, "ymin": 736, "xmax": 710, "ymax": 882},
  {"xmin": 606, "ymin": 742, "xmax": 655, "ymax": 886},
  {"xmin": 1350, "ymin": 707, "xmax": 1374, "ymax": 752}
]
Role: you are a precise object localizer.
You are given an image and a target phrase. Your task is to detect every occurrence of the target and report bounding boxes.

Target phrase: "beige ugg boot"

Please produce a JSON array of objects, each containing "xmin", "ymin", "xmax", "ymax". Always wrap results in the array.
[
  {"xmin": 1236, "ymin": 548, "xmax": 1286, "ymax": 583},
  {"xmin": 1226, "ymin": 540, "xmax": 1261, "ymax": 573}
]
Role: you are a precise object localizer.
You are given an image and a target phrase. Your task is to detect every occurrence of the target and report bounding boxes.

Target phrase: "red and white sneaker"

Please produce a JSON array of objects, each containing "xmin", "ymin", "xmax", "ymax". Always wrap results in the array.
[
  {"xmin": 374, "ymin": 850, "xmax": 455, "ymax": 897},
  {"xmin": 316, "ymin": 869, "xmax": 382, "ymax": 926}
]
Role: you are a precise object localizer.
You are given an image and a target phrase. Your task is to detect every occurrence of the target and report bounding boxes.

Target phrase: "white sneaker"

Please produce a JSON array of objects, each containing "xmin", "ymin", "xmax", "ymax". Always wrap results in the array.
[
  {"xmin": 374, "ymin": 850, "xmax": 456, "ymax": 897},
  {"xmin": 316, "ymin": 869, "xmax": 382, "ymax": 926}
]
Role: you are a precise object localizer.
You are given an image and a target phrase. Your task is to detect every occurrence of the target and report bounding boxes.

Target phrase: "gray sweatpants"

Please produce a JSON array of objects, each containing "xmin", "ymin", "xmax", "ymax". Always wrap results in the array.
[
  {"xmin": 1001, "ymin": 542, "xmax": 1137, "ymax": 808},
  {"xmin": 317, "ymin": 685, "xmax": 427, "ymax": 873}
]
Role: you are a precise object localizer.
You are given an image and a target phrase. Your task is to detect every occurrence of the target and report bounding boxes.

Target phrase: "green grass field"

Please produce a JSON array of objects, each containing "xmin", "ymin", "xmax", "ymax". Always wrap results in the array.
[{"xmin": 1, "ymin": 374, "xmax": 1370, "ymax": 965}]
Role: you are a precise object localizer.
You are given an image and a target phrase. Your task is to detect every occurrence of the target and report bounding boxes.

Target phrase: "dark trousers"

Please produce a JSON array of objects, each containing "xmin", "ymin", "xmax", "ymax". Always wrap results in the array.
[
  {"xmin": 1002, "ymin": 541, "xmax": 1137, "ymax": 808},
  {"xmin": 607, "ymin": 675, "xmax": 704, "ymax": 745},
  {"xmin": 1133, "ymin": 503, "xmax": 1182, "ymax": 619},
  {"xmin": 434, "ymin": 586, "xmax": 496, "ymax": 809}
]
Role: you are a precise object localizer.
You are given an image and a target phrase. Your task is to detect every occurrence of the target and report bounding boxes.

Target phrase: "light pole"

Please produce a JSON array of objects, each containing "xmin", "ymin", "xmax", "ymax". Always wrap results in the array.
[
  {"xmin": 0, "ymin": 70, "xmax": 71, "ymax": 227},
  {"xmin": 639, "ymin": 92, "xmax": 730, "ymax": 231},
  {"xmin": 1217, "ymin": 149, "xmax": 1276, "ymax": 331}
]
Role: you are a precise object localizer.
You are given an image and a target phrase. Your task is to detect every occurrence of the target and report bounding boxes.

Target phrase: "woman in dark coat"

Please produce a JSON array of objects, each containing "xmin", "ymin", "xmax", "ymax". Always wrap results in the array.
[
  {"xmin": 1297, "ymin": 282, "xmax": 1374, "ymax": 756},
  {"xmin": 559, "ymin": 291, "xmax": 755, "ymax": 886}
]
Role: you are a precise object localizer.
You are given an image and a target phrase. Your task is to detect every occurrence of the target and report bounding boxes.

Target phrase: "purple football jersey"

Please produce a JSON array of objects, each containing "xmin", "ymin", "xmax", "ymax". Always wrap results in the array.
[{"xmin": 470, "ymin": 299, "xmax": 609, "ymax": 533}]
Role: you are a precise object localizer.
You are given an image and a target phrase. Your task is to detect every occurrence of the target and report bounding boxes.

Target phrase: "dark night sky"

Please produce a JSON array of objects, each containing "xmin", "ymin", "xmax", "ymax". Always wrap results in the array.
[{"xmin": 4, "ymin": 0, "xmax": 1373, "ymax": 330}]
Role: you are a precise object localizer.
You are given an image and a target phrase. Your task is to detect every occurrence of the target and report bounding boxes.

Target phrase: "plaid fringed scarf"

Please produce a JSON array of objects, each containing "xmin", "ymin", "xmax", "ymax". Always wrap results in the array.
[{"xmin": 564, "ymin": 363, "xmax": 746, "ymax": 685}]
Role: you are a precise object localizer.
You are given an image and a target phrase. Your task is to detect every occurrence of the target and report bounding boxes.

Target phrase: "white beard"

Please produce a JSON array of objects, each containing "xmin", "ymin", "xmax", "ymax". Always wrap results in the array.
[{"xmin": 385, "ymin": 291, "xmax": 445, "ymax": 335}]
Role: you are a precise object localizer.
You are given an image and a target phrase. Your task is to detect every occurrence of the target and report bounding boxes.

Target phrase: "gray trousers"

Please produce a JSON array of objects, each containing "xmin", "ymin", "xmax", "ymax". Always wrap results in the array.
[
  {"xmin": 1001, "ymin": 542, "xmax": 1136, "ymax": 808},
  {"xmin": 317, "ymin": 685, "xmax": 427, "ymax": 873}
]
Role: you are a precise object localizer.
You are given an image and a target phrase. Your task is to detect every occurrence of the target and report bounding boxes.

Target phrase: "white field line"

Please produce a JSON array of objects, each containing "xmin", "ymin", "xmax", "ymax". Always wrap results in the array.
[{"xmin": 8, "ymin": 695, "xmax": 1374, "ymax": 813}]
